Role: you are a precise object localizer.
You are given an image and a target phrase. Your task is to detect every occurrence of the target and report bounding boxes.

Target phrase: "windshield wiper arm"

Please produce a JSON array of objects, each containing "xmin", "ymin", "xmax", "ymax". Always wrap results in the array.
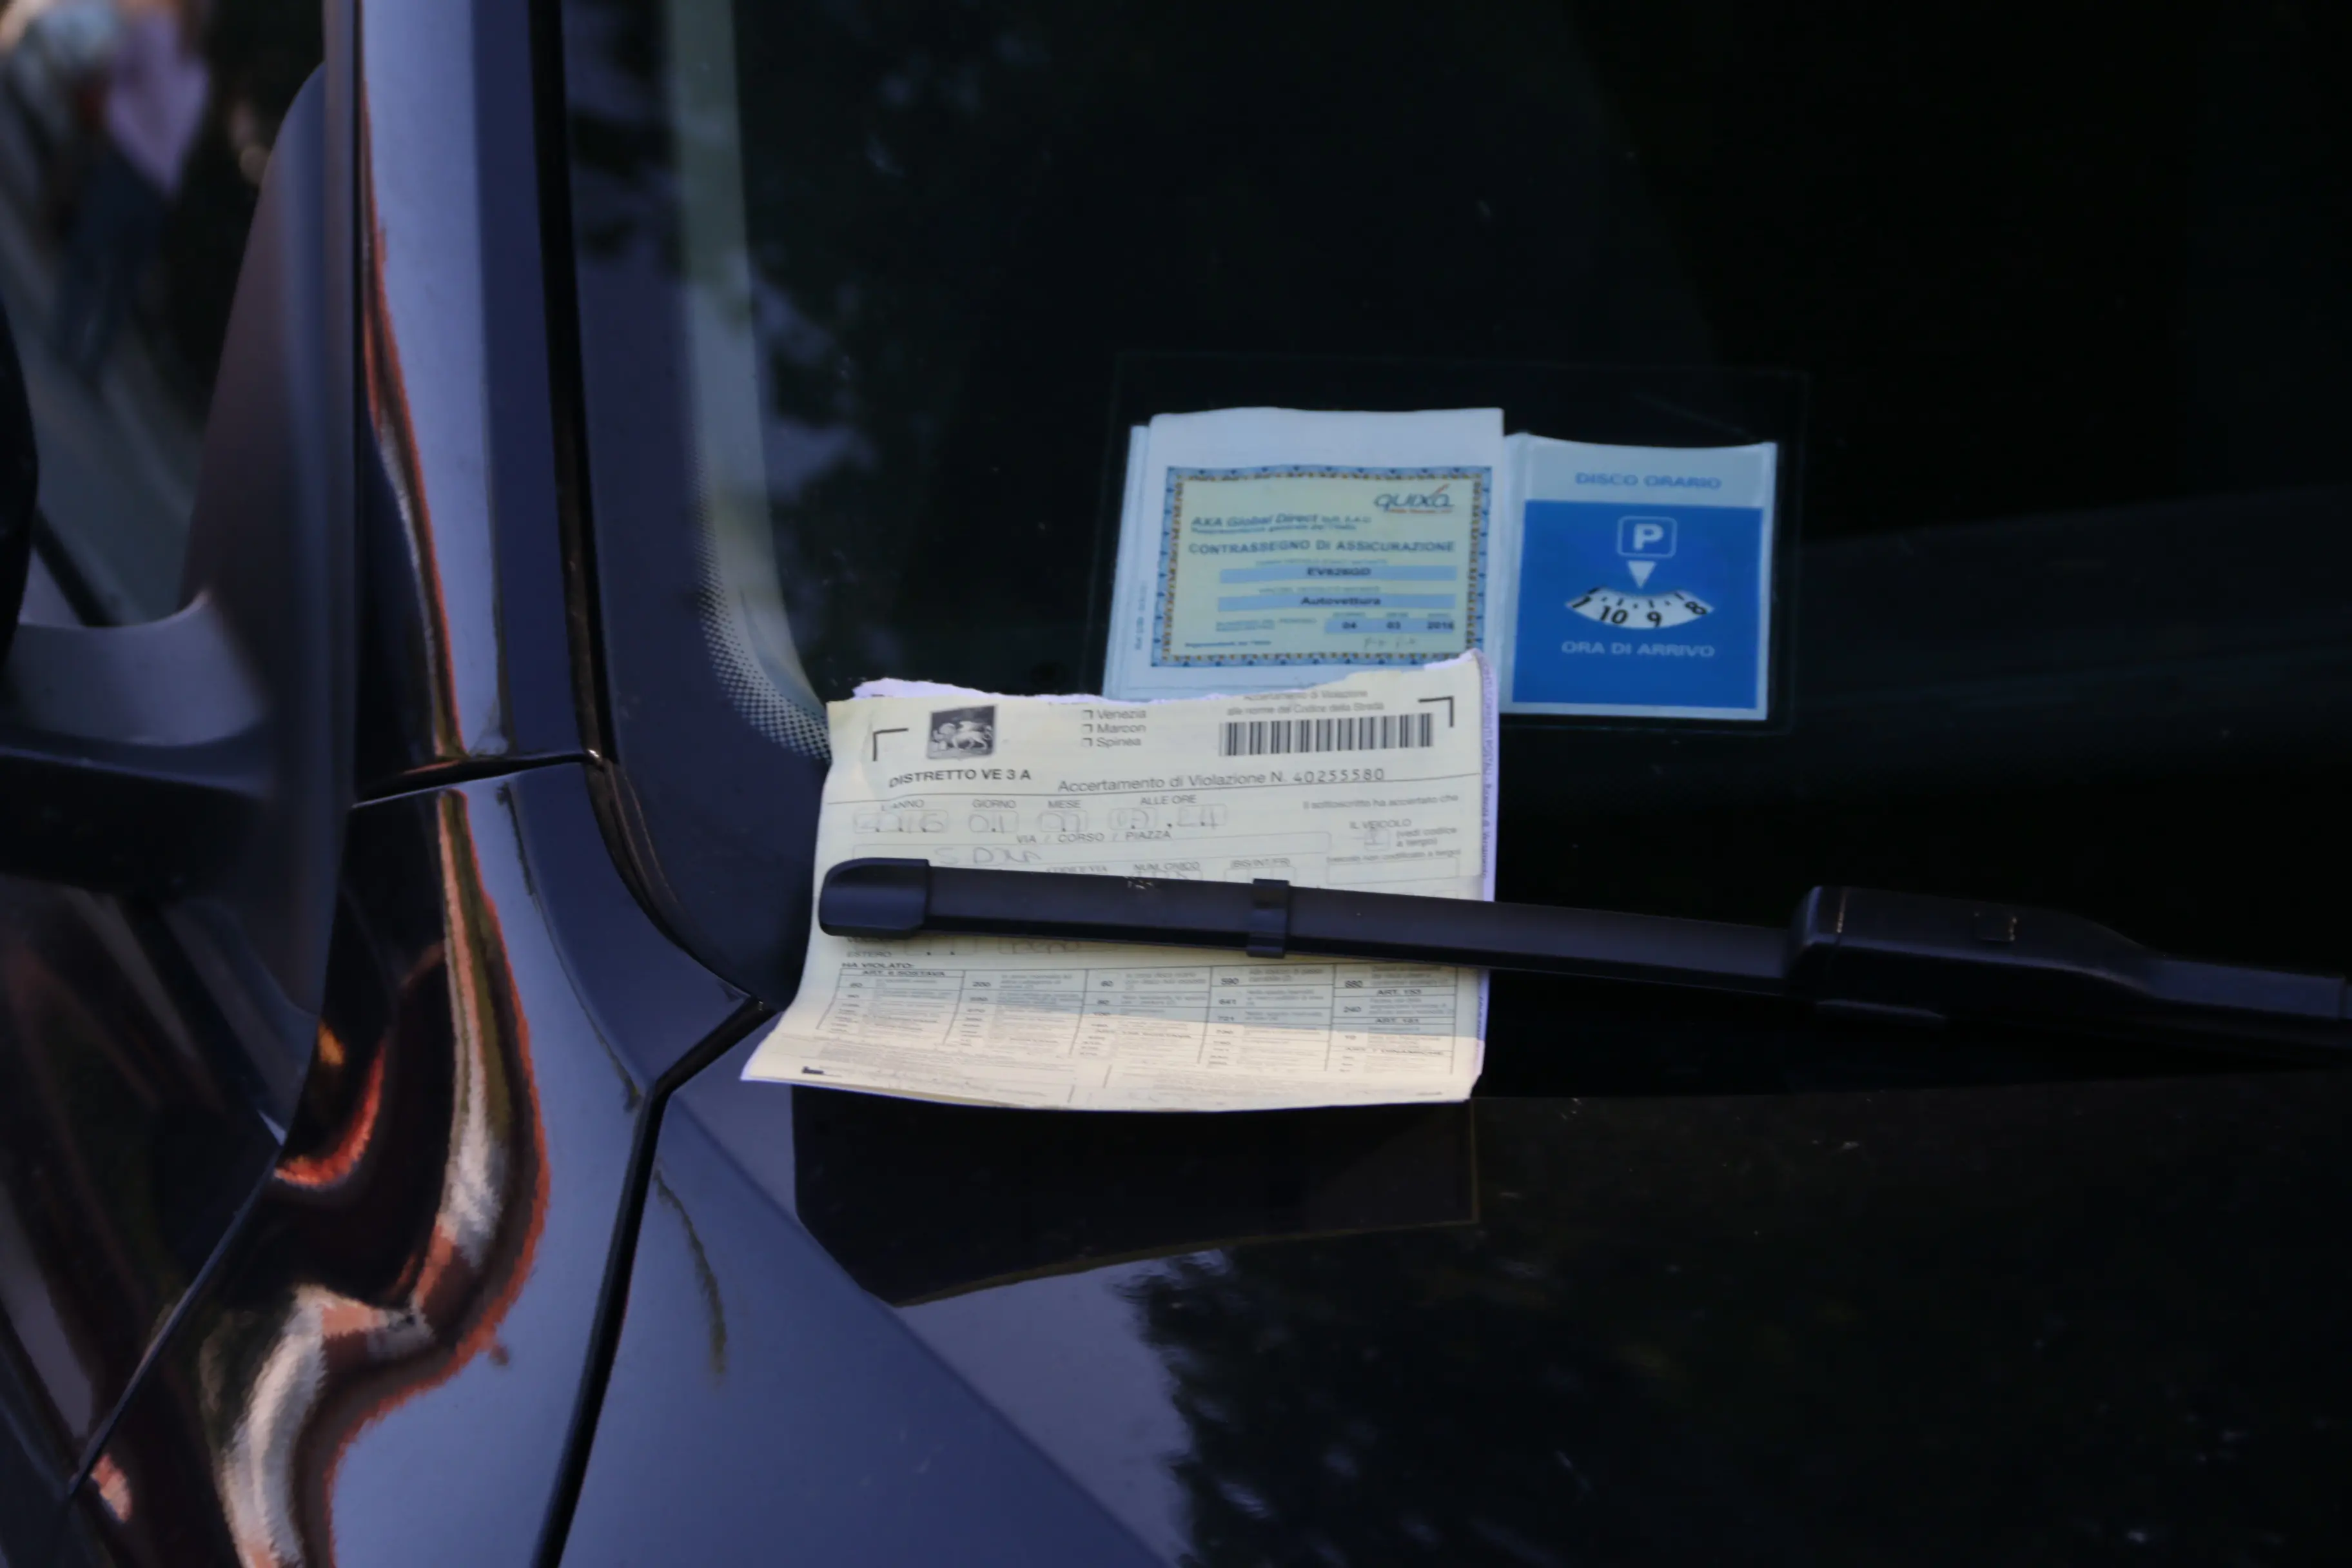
[{"xmin": 821, "ymin": 859, "xmax": 2352, "ymax": 1064}]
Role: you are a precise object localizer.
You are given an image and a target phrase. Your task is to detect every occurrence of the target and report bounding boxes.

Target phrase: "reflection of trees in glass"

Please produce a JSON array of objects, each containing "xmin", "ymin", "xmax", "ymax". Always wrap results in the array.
[
  {"xmin": 1120, "ymin": 1097, "xmax": 2352, "ymax": 1565},
  {"xmin": 565, "ymin": 0, "xmax": 1698, "ymax": 697},
  {"xmin": 1120, "ymin": 1211, "xmax": 1789, "ymax": 1565}
]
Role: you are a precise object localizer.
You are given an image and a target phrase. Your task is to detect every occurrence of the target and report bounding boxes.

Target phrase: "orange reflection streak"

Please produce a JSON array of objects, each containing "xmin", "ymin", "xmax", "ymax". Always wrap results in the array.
[
  {"xmin": 92, "ymin": 1452, "xmax": 133, "ymax": 1524},
  {"xmin": 270, "ymin": 1039, "xmax": 384, "ymax": 1194},
  {"xmin": 209, "ymin": 788, "xmax": 550, "ymax": 1568},
  {"xmin": 356, "ymin": 79, "xmax": 464, "ymax": 764}
]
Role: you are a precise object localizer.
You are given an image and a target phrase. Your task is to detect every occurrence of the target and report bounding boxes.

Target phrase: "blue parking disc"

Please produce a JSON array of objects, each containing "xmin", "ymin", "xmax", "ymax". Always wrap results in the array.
[{"xmin": 1502, "ymin": 440, "xmax": 1778, "ymax": 721}]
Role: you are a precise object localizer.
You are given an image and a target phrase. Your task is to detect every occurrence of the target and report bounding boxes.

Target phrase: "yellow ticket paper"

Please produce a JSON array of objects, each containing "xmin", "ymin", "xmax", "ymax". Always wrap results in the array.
[
  {"xmin": 743, "ymin": 656, "xmax": 1496, "ymax": 1111},
  {"xmin": 1103, "ymin": 408, "xmax": 1505, "ymax": 701}
]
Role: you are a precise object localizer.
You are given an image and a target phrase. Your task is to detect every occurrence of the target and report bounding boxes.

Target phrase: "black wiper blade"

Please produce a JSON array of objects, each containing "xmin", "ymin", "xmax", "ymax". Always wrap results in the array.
[{"xmin": 821, "ymin": 859, "xmax": 2352, "ymax": 1064}]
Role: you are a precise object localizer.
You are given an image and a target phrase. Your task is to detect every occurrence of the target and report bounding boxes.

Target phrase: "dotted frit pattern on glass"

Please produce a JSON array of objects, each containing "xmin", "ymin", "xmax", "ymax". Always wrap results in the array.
[{"xmin": 693, "ymin": 547, "xmax": 831, "ymax": 760}]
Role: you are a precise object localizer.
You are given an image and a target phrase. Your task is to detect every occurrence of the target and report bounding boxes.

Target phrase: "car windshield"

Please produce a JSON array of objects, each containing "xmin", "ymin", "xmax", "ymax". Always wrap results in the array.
[
  {"xmin": 549, "ymin": 14, "xmax": 2352, "ymax": 1558},
  {"xmin": 558, "ymin": 0, "xmax": 2352, "ymax": 999}
]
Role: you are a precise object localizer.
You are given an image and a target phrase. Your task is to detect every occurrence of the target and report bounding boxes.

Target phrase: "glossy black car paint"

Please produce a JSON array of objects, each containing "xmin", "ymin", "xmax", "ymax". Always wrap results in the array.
[
  {"xmin": 354, "ymin": 0, "xmax": 580, "ymax": 792},
  {"xmin": 569, "ymin": 1039, "xmax": 2352, "ymax": 1565},
  {"xmin": 560, "ymin": 1056, "xmax": 1167, "ymax": 1567},
  {"xmin": 66, "ymin": 766, "xmax": 745, "ymax": 1565}
]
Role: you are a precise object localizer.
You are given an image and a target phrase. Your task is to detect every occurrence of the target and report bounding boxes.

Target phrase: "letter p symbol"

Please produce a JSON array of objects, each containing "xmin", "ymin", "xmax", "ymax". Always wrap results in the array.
[{"xmin": 1617, "ymin": 516, "xmax": 1677, "ymax": 559}]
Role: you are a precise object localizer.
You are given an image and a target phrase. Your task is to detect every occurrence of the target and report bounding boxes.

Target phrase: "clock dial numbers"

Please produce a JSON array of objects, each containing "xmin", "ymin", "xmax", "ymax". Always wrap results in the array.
[{"xmin": 1567, "ymin": 587, "xmax": 1716, "ymax": 629}]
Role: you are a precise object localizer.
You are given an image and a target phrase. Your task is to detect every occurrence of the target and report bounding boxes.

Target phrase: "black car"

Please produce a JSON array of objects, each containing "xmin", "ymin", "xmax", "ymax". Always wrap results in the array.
[{"xmin": 5, "ymin": 1, "xmax": 2352, "ymax": 1563}]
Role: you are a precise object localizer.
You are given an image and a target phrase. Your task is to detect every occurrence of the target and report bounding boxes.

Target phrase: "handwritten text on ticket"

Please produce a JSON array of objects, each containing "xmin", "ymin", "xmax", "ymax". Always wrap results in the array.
[{"xmin": 743, "ymin": 658, "xmax": 1492, "ymax": 1111}]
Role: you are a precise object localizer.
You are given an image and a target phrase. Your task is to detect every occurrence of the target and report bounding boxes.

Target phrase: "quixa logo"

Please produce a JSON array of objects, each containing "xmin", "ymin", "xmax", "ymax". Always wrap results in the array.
[{"xmin": 1375, "ymin": 483, "xmax": 1454, "ymax": 514}]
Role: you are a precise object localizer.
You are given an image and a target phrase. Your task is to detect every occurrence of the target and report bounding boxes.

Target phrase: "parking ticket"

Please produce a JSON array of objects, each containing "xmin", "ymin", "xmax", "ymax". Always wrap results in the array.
[{"xmin": 744, "ymin": 655, "xmax": 1495, "ymax": 1112}]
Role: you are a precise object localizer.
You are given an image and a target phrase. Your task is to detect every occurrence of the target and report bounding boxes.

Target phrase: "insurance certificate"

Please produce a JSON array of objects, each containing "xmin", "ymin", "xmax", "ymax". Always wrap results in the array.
[
  {"xmin": 743, "ymin": 656, "xmax": 1495, "ymax": 1111},
  {"xmin": 1102, "ymin": 409, "xmax": 1504, "ymax": 701}
]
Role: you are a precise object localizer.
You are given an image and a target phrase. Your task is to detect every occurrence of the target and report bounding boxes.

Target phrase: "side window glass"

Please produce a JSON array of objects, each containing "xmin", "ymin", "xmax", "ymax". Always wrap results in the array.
[
  {"xmin": 0, "ymin": 0, "xmax": 321, "ymax": 622},
  {"xmin": 0, "ymin": 0, "xmax": 326, "ymax": 1525}
]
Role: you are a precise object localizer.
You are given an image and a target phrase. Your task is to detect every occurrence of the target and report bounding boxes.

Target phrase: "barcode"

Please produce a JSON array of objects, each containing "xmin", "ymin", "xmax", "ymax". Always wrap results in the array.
[{"xmin": 1217, "ymin": 712, "xmax": 1436, "ymax": 757}]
